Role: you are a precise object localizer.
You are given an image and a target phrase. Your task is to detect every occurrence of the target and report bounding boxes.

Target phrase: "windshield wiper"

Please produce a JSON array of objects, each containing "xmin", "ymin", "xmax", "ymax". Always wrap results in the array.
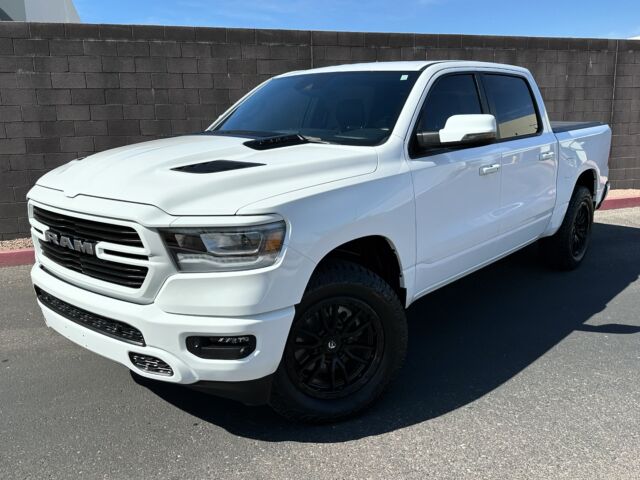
[
  {"xmin": 297, "ymin": 134, "xmax": 332, "ymax": 145},
  {"xmin": 243, "ymin": 133, "xmax": 332, "ymax": 151}
]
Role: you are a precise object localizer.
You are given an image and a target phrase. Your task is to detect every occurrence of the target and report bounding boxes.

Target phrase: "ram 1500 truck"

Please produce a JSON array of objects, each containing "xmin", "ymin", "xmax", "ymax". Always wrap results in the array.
[{"xmin": 28, "ymin": 61, "xmax": 611, "ymax": 422}]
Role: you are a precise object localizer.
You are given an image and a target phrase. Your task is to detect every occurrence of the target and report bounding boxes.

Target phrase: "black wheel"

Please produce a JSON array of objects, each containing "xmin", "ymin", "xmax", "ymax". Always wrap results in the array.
[
  {"xmin": 269, "ymin": 260, "xmax": 407, "ymax": 423},
  {"xmin": 540, "ymin": 186, "xmax": 594, "ymax": 270}
]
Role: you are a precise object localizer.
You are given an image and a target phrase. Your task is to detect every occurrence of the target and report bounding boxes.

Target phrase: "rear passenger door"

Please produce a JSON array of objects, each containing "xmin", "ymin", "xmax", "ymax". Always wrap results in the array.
[{"xmin": 480, "ymin": 73, "xmax": 558, "ymax": 242}]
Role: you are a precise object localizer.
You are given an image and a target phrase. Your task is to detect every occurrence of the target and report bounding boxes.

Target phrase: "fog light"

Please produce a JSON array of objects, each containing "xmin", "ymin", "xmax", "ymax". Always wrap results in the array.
[
  {"xmin": 186, "ymin": 335, "xmax": 257, "ymax": 360},
  {"xmin": 128, "ymin": 352, "xmax": 173, "ymax": 376}
]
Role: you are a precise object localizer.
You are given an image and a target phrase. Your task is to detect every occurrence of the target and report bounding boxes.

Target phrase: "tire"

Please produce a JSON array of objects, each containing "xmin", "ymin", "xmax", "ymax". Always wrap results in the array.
[
  {"xmin": 269, "ymin": 260, "xmax": 407, "ymax": 423},
  {"xmin": 540, "ymin": 186, "xmax": 594, "ymax": 270}
]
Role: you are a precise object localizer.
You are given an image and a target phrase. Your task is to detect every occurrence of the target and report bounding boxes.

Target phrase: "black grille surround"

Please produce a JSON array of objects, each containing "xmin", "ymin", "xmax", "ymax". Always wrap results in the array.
[
  {"xmin": 33, "ymin": 206, "xmax": 148, "ymax": 289},
  {"xmin": 33, "ymin": 206, "xmax": 143, "ymax": 247},
  {"xmin": 35, "ymin": 286, "xmax": 145, "ymax": 346}
]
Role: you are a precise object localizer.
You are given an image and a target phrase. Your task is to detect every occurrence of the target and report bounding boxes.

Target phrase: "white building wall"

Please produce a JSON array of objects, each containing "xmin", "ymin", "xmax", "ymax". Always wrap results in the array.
[
  {"xmin": 0, "ymin": 0, "xmax": 80, "ymax": 22},
  {"xmin": 0, "ymin": 0, "xmax": 27, "ymax": 20}
]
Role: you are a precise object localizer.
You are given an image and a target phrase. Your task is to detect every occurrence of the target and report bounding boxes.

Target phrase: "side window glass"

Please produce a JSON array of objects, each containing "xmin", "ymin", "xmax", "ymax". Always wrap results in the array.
[
  {"xmin": 417, "ymin": 74, "xmax": 482, "ymax": 133},
  {"xmin": 482, "ymin": 75, "xmax": 539, "ymax": 139}
]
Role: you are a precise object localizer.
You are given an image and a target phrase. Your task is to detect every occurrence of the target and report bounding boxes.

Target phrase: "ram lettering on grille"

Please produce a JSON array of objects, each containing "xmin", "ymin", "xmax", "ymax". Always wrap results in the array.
[{"xmin": 44, "ymin": 230, "xmax": 95, "ymax": 255}]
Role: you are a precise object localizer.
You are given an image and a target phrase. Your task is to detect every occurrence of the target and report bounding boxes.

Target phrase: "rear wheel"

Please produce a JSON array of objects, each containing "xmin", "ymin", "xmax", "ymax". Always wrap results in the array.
[
  {"xmin": 540, "ymin": 186, "xmax": 594, "ymax": 270},
  {"xmin": 269, "ymin": 260, "xmax": 407, "ymax": 423}
]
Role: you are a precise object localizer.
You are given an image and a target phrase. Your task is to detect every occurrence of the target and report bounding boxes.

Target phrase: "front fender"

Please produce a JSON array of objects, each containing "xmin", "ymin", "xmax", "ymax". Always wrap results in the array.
[{"xmin": 238, "ymin": 172, "xmax": 417, "ymax": 305}]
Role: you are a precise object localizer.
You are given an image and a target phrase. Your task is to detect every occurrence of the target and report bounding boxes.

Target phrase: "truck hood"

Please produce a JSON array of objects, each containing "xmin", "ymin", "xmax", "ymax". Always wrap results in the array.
[{"xmin": 36, "ymin": 135, "xmax": 378, "ymax": 216}]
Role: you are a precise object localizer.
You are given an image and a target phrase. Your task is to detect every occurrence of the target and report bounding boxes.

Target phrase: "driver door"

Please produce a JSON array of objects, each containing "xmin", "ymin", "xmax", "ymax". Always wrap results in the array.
[{"xmin": 409, "ymin": 72, "xmax": 504, "ymax": 297}]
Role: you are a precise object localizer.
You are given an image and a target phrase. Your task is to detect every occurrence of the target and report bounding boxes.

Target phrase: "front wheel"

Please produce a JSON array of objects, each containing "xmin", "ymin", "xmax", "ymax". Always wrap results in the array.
[
  {"xmin": 269, "ymin": 260, "xmax": 407, "ymax": 423},
  {"xmin": 540, "ymin": 185, "xmax": 594, "ymax": 270}
]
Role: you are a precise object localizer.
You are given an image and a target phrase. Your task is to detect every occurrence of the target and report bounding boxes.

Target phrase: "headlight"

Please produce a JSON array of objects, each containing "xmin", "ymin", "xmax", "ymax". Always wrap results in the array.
[{"xmin": 161, "ymin": 221, "xmax": 286, "ymax": 272}]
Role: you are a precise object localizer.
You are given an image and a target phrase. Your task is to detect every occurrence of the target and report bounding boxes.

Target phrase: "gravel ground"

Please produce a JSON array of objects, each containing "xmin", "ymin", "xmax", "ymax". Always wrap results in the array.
[
  {"xmin": 0, "ymin": 237, "xmax": 33, "ymax": 251},
  {"xmin": 1, "ymin": 207, "xmax": 639, "ymax": 479},
  {"xmin": 607, "ymin": 188, "xmax": 640, "ymax": 200}
]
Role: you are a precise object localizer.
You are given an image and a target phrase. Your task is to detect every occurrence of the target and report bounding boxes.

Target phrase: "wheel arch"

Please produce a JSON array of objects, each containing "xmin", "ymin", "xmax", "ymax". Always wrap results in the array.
[
  {"xmin": 575, "ymin": 168, "xmax": 597, "ymax": 201},
  {"xmin": 543, "ymin": 166, "xmax": 599, "ymax": 237},
  {"xmin": 306, "ymin": 235, "xmax": 407, "ymax": 306}
]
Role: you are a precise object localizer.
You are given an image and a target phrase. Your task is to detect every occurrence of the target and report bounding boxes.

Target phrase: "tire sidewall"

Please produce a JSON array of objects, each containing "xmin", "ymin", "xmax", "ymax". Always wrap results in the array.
[{"xmin": 569, "ymin": 189, "xmax": 594, "ymax": 264}]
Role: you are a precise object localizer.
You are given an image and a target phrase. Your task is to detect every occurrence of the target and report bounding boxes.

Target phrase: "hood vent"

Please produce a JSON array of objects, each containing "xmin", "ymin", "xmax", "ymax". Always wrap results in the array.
[
  {"xmin": 244, "ymin": 134, "xmax": 309, "ymax": 150},
  {"xmin": 172, "ymin": 160, "xmax": 265, "ymax": 174}
]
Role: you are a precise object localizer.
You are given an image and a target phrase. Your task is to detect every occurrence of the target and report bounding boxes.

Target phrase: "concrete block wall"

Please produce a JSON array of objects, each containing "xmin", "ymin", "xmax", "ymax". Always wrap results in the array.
[{"xmin": 1, "ymin": 22, "xmax": 639, "ymax": 239}]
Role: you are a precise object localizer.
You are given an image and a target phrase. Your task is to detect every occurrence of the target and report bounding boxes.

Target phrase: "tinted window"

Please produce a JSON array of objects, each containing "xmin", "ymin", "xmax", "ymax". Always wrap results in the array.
[
  {"xmin": 482, "ymin": 75, "xmax": 539, "ymax": 139},
  {"xmin": 417, "ymin": 74, "xmax": 482, "ymax": 133},
  {"xmin": 215, "ymin": 71, "xmax": 420, "ymax": 146}
]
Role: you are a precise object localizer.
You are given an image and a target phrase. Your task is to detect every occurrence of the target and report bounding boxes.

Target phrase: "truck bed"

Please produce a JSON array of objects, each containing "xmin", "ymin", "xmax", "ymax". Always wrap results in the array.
[
  {"xmin": 551, "ymin": 121, "xmax": 604, "ymax": 134},
  {"xmin": 552, "ymin": 121, "xmax": 611, "ymax": 210}
]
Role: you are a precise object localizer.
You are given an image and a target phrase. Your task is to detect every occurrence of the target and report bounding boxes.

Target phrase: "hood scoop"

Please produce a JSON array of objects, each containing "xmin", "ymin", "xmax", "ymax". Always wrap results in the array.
[{"xmin": 172, "ymin": 160, "xmax": 265, "ymax": 174}]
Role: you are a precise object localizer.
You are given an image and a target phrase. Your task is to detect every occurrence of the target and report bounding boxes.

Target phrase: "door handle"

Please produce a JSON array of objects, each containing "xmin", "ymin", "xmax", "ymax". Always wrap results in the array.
[
  {"xmin": 539, "ymin": 151, "xmax": 555, "ymax": 161},
  {"xmin": 479, "ymin": 164, "xmax": 501, "ymax": 176}
]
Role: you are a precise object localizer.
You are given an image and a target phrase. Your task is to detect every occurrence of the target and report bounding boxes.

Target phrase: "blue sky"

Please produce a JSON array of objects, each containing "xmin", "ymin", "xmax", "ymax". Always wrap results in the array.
[{"xmin": 74, "ymin": 0, "xmax": 640, "ymax": 39}]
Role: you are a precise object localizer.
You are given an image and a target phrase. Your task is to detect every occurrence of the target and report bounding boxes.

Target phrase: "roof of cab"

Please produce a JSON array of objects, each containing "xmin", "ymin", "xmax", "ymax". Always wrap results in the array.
[
  {"xmin": 276, "ymin": 60, "xmax": 529, "ymax": 77},
  {"xmin": 278, "ymin": 61, "xmax": 439, "ymax": 77}
]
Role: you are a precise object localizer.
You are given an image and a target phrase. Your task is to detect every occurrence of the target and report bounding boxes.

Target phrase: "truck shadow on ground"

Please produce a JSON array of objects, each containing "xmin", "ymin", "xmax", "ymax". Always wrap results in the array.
[{"xmin": 133, "ymin": 221, "xmax": 640, "ymax": 442}]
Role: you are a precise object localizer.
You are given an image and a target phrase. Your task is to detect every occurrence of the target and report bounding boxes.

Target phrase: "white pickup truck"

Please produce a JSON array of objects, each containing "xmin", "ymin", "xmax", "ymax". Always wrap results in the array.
[{"xmin": 28, "ymin": 61, "xmax": 611, "ymax": 422}]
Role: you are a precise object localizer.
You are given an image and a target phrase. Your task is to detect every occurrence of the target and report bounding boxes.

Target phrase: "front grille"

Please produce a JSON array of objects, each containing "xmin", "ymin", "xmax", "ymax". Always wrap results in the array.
[
  {"xmin": 129, "ymin": 353, "xmax": 173, "ymax": 376},
  {"xmin": 38, "ymin": 241, "xmax": 148, "ymax": 288},
  {"xmin": 35, "ymin": 286, "xmax": 145, "ymax": 346},
  {"xmin": 33, "ymin": 206, "xmax": 148, "ymax": 289},
  {"xmin": 33, "ymin": 206, "xmax": 143, "ymax": 247}
]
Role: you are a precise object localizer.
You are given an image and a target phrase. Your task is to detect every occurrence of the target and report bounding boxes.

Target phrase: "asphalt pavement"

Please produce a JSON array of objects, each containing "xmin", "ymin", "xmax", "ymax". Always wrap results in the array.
[{"xmin": 1, "ymin": 208, "xmax": 639, "ymax": 480}]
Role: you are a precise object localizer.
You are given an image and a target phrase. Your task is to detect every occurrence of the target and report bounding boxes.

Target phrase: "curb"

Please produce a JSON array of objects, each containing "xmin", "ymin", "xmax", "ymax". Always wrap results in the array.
[
  {"xmin": 0, "ymin": 248, "xmax": 35, "ymax": 268},
  {"xmin": 600, "ymin": 196, "xmax": 640, "ymax": 211},
  {"xmin": 0, "ymin": 196, "xmax": 638, "ymax": 268}
]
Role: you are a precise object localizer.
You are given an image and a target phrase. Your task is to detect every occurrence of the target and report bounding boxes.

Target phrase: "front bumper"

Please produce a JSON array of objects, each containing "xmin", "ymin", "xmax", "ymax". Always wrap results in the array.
[{"xmin": 32, "ymin": 264, "xmax": 295, "ymax": 385}]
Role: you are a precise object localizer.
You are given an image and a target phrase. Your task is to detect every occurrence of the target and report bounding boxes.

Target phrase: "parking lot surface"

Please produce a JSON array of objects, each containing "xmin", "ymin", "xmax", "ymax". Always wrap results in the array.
[{"xmin": 1, "ymin": 208, "xmax": 639, "ymax": 480}]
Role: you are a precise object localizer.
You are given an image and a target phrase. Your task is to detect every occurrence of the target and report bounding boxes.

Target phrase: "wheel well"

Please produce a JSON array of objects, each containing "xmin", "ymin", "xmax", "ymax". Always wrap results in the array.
[
  {"xmin": 576, "ymin": 169, "xmax": 596, "ymax": 199},
  {"xmin": 315, "ymin": 236, "xmax": 405, "ymax": 304}
]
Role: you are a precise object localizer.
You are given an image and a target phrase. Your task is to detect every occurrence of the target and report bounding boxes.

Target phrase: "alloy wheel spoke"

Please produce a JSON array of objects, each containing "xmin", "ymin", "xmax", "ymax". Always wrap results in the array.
[
  {"xmin": 570, "ymin": 205, "xmax": 591, "ymax": 257},
  {"xmin": 343, "ymin": 310, "xmax": 363, "ymax": 332},
  {"xmin": 345, "ymin": 344, "xmax": 374, "ymax": 352},
  {"xmin": 288, "ymin": 298, "xmax": 383, "ymax": 399},
  {"xmin": 330, "ymin": 357, "xmax": 338, "ymax": 390},
  {"xmin": 320, "ymin": 305, "xmax": 334, "ymax": 333},
  {"xmin": 345, "ymin": 349, "xmax": 369, "ymax": 364},
  {"xmin": 295, "ymin": 338, "xmax": 322, "ymax": 348},
  {"xmin": 336, "ymin": 357, "xmax": 350, "ymax": 382},
  {"xmin": 305, "ymin": 354, "xmax": 326, "ymax": 382},
  {"xmin": 300, "ymin": 352, "xmax": 324, "ymax": 371},
  {"xmin": 298, "ymin": 327, "xmax": 321, "ymax": 341},
  {"xmin": 345, "ymin": 320, "xmax": 372, "ymax": 339}
]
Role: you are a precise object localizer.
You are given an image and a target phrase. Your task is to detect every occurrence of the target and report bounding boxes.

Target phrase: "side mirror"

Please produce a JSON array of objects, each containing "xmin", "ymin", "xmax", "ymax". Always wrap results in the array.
[{"xmin": 416, "ymin": 114, "xmax": 497, "ymax": 149}]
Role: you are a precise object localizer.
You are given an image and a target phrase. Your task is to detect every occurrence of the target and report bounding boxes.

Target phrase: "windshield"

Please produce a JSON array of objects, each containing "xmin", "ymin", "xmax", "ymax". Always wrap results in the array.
[{"xmin": 212, "ymin": 71, "xmax": 421, "ymax": 146}]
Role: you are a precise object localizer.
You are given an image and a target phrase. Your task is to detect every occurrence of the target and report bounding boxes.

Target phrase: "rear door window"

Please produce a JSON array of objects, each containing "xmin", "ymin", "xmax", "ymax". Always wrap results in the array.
[{"xmin": 481, "ymin": 74, "xmax": 540, "ymax": 139}]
